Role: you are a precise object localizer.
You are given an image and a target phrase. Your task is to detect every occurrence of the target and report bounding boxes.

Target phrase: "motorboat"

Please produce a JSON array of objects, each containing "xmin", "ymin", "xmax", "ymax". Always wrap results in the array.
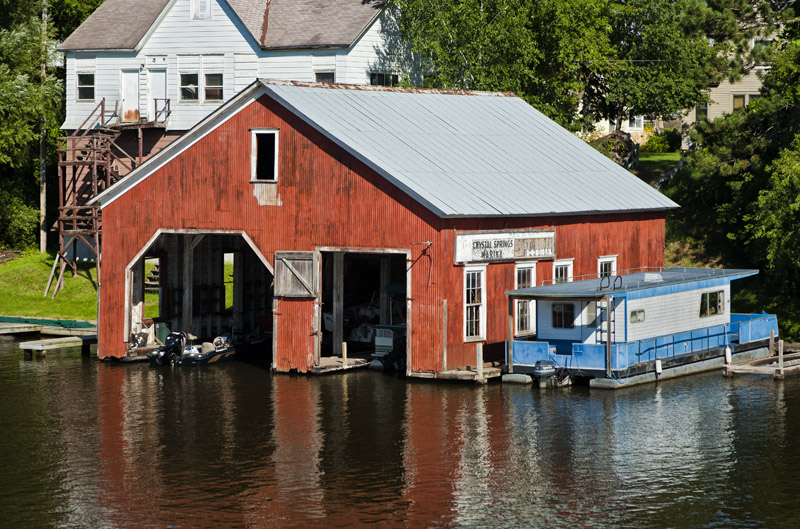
[{"xmin": 148, "ymin": 332, "xmax": 236, "ymax": 366}]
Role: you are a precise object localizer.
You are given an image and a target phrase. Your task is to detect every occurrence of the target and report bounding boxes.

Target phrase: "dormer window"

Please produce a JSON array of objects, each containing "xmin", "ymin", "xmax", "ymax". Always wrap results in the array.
[
  {"xmin": 251, "ymin": 129, "xmax": 279, "ymax": 182},
  {"xmin": 192, "ymin": 0, "xmax": 211, "ymax": 19}
]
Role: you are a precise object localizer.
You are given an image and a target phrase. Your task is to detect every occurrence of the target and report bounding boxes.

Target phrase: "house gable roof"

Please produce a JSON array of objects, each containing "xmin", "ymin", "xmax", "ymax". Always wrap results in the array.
[
  {"xmin": 92, "ymin": 80, "xmax": 679, "ymax": 218},
  {"xmin": 58, "ymin": 0, "xmax": 386, "ymax": 52}
]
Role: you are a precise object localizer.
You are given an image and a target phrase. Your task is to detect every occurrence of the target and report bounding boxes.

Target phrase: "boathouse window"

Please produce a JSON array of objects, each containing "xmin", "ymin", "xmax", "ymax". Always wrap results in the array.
[
  {"xmin": 515, "ymin": 262, "xmax": 536, "ymax": 335},
  {"xmin": 598, "ymin": 255, "xmax": 617, "ymax": 278},
  {"xmin": 630, "ymin": 309, "xmax": 645, "ymax": 324},
  {"xmin": 553, "ymin": 259, "xmax": 573, "ymax": 284},
  {"xmin": 371, "ymin": 72, "xmax": 399, "ymax": 87},
  {"xmin": 251, "ymin": 129, "xmax": 279, "ymax": 182},
  {"xmin": 191, "ymin": 0, "xmax": 211, "ymax": 19},
  {"xmin": 315, "ymin": 71, "xmax": 335, "ymax": 83},
  {"xmin": 700, "ymin": 290, "xmax": 724, "ymax": 318},
  {"xmin": 464, "ymin": 266, "xmax": 486, "ymax": 340},
  {"xmin": 77, "ymin": 73, "xmax": 95, "ymax": 101},
  {"xmin": 552, "ymin": 303, "xmax": 575, "ymax": 329}
]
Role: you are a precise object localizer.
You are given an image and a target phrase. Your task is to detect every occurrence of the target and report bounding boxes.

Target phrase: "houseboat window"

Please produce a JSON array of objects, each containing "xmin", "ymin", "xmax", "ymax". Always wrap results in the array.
[
  {"xmin": 515, "ymin": 263, "xmax": 536, "ymax": 335},
  {"xmin": 204, "ymin": 73, "xmax": 223, "ymax": 100},
  {"xmin": 553, "ymin": 259, "xmax": 573, "ymax": 284},
  {"xmin": 315, "ymin": 72, "xmax": 335, "ymax": 83},
  {"xmin": 77, "ymin": 74, "xmax": 94, "ymax": 100},
  {"xmin": 552, "ymin": 303, "xmax": 574, "ymax": 329},
  {"xmin": 630, "ymin": 309, "xmax": 645, "ymax": 323},
  {"xmin": 180, "ymin": 73, "xmax": 199, "ymax": 101},
  {"xmin": 464, "ymin": 266, "xmax": 486, "ymax": 340},
  {"xmin": 370, "ymin": 72, "xmax": 399, "ymax": 87},
  {"xmin": 700, "ymin": 290, "xmax": 724, "ymax": 318},
  {"xmin": 251, "ymin": 130, "xmax": 279, "ymax": 182}
]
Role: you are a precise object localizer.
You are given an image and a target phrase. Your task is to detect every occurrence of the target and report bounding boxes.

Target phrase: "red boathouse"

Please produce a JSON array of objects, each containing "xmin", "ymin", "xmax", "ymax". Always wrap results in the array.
[{"xmin": 91, "ymin": 80, "xmax": 676, "ymax": 379}]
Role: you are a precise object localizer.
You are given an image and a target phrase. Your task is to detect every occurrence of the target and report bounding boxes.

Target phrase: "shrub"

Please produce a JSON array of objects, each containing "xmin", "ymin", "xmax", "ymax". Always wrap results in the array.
[
  {"xmin": 641, "ymin": 129, "xmax": 682, "ymax": 153},
  {"xmin": 0, "ymin": 189, "xmax": 39, "ymax": 249}
]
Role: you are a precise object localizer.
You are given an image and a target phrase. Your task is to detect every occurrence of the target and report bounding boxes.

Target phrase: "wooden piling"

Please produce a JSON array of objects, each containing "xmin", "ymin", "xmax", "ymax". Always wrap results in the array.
[
  {"xmin": 778, "ymin": 340, "xmax": 784, "ymax": 377},
  {"xmin": 770, "ymin": 330, "xmax": 775, "ymax": 356},
  {"xmin": 342, "ymin": 341, "xmax": 347, "ymax": 367},
  {"xmin": 476, "ymin": 343, "xmax": 484, "ymax": 381}
]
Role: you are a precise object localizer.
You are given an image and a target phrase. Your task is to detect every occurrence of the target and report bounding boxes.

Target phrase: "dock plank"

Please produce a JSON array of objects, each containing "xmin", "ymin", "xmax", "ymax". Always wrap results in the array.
[{"xmin": 19, "ymin": 335, "xmax": 97, "ymax": 359}]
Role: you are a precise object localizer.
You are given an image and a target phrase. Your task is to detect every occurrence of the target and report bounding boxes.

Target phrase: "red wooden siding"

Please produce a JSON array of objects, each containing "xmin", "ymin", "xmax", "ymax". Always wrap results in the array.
[
  {"xmin": 273, "ymin": 298, "xmax": 315, "ymax": 372},
  {"xmin": 98, "ymin": 92, "xmax": 666, "ymax": 375}
]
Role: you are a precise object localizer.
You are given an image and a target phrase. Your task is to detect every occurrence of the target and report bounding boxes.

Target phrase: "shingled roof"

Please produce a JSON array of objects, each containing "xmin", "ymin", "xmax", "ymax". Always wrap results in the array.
[{"xmin": 58, "ymin": 0, "xmax": 386, "ymax": 51}]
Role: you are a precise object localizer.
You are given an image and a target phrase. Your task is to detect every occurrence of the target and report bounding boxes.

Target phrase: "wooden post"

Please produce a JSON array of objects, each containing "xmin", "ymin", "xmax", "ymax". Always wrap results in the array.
[
  {"xmin": 333, "ymin": 252, "xmax": 344, "ymax": 358},
  {"xmin": 476, "ymin": 342, "xmax": 484, "ymax": 381},
  {"xmin": 342, "ymin": 341, "xmax": 348, "ymax": 367},
  {"xmin": 379, "ymin": 257, "xmax": 390, "ymax": 325},
  {"xmin": 779, "ymin": 340, "xmax": 784, "ymax": 376},
  {"xmin": 182, "ymin": 236, "xmax": 194, "ymax": 332},
  {"xmin": 770, "ymin": 330, "xmax": 775, "ymax": 356},
  {"xmin": 507, "ymin": 297, "xmax": 515, "ymax": 374}
]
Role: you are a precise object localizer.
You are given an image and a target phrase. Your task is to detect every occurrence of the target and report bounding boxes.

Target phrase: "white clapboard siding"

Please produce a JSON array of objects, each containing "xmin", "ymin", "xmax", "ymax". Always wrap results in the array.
[{"xmin": 626, "ymin": 285, "xmax": 731, "ymax": 342}]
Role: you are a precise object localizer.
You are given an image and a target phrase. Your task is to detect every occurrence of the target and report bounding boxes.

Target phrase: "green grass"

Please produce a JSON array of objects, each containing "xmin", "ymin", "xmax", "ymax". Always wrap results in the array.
[
  {"xmin": 0, "ymin": 251, "xmax": 98, "ymax": 321},
  {"xmin": 631, "ymin": 151, "xmax": 682, "ymax": 184}
]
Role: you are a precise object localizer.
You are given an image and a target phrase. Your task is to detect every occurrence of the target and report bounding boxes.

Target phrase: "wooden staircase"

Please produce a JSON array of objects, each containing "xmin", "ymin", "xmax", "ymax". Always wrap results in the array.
[{"xmin": 45, "ymin": 99, "xmax": 138, "ymax": 298}]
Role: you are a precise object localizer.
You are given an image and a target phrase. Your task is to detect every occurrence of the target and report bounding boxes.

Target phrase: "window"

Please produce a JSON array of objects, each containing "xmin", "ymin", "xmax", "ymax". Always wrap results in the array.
[
  {"xmin": 628, "ymin": 114, "xmax": 644, "ymax": 130},
  {"xmin": 630, "ymin": 309, "xmax": 645, "ymax": 324},
  {"xmin": 733, "ymin": 94, "xmax": 746, "ymax": 110},
  {"xmin": 315, "ymin": 71, "xmax": 335, "ymax": 83},
  {"xmin": 553, "ymin": 259, "xmax": 573, "ymax": 284},
  {"xmin": 370, "ymin": 72, "xmax": 399, "ymax": 87},
  {"xmin": 515, "ymin": 263, "xmax": 536, "ymax": 335},
  {"xmin": 696, "ymin": 102, "xmax": 708, "ymax": 122},
  {"xmin": 598, "ymin": 255, "xmax": 617, "ymax": 279},
  {"xmin": 180, "ymin": 73, "xmax": 199, "ymax": 101},
  {"xmin": 464, "ymin": 266, "xmax": 486, "ymax": 340},
  {"xmin": 251, "ymin": 129, "xmax": 279, "ymax": 182},
  {"xmin": 77, "ymin": 73, "xmax": 95, "ymax": 101},
  {"xmin": 204, "ymin": 73, "xmax": 223, "ymax": 100},
  {"xmin": 700, "ymin": 290, "xmax": 724, "ymax": 318},
  {"xmin": 552, "ymin": 303, "xmax": 575, "ymax": 329},
  {"xmin": 192, "ymin": 0, "xmax": 211, "ymax": 19}
]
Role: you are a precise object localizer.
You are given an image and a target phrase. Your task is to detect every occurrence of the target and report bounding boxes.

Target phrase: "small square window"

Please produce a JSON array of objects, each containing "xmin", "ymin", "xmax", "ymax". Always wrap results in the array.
[
  {"xmin": 552, "ymin": 303, "xmax": 575, "ymax": 329},
  {"xmin": 315, "ymin": 72, "xmax": 335, "ymax": 83},
  {"xmin": 630, "ymin": 309, "xmax": 645, "ymax": 324},
  {"xmin": 180, "ymin": 73, "xmax": 199, "ymax": 101},
  {"xmin": 733, "ymin": 94, "xmax": 746, "ymax": 110},
  {"xmin": 205, "ymin": 73, "xmax": 223, "ymax": 100},
  {"xmin": 554, "ymin": 259, "xmax": 573, "ymax": 284},
  {"xmin": 251, "ymin": 130, "xmax": 278, "ymax": 182},
  {"xmin": 77, "ymin": 73, "xmax": 95, "ymax": 101},
  {"xmin": 699, "ymin": 290, "xmax": 724, "ymax": 317}
]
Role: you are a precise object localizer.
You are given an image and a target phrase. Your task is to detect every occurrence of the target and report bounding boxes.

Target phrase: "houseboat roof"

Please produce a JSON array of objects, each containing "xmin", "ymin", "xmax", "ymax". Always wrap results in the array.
[
  {"xmin": 506, "ymin": 268, "xmax": 759, "ymax": 300},
  {"xmin": 91, "ymin": 80, "xmax": 679, "ymax": 217},
  {"xmin": 58, "ymin": 0, "xmax": 386, "ymax": 52}
]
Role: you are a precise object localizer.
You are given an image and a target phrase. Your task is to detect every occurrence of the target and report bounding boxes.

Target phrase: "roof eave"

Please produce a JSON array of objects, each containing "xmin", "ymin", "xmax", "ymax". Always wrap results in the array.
[{"xmin": 441, "ymin": 206, "xmax": 678, "ymax": 219}]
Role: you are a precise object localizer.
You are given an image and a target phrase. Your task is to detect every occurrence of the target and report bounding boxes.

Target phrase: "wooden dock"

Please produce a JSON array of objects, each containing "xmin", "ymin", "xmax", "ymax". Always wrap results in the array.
[
  {"xmin": 19, "ymin": 335, "xmax": 97, "ymax": 359},
  {"xmin": 724, "ymin": 342, "xmax": 800, "ymax": 380},
  {"xmin": 0, "ymin": 318, "xmax": 99, "ymax": 359},
  {"xmin": 438, "ymin": 362, "xmax": 502, "ymax": 383}
]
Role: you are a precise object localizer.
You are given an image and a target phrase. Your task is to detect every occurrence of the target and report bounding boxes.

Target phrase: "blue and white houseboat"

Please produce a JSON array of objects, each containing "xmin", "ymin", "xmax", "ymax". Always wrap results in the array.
[{"xmin": 505, "ymin": 268, "xmax": 778, "ymax": 389}]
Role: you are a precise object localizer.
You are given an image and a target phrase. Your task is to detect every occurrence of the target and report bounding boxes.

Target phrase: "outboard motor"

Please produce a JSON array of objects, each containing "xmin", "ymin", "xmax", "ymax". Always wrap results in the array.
[{"xmin": 149, "ymin": 331, "xmax": 187, "ymax": 366}]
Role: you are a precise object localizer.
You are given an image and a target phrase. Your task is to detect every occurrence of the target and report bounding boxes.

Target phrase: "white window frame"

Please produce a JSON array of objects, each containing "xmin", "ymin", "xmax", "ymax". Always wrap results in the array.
[
  {"xmin": 628, "ymin": 114, "xmax": 644, "ymax": 131},
  {"xmin": 76, "ymin": 72, "xmax": 95, "ymax": 101},
  {"xmin": 699, "ymin": 290, "xmax": 724, "ymax": 318},
  {"xmin": 191, "ymin": 0, "xmax": 212, "ymax": 20},
  {"xmin": 553, "ymin": 258, "xmax": 574, "ymax": 284},
  {"xmin": 179, "ymin": 72, "xmax": 200, "ymax": 102},
  {"xmin": 178, "ymin": 55, "xmax": 223, "ymax": 103},
  {"xmin": 250, "ymin": 128, "xmax": 279, "ymax": 183},
  {"xmin": 598, "ymin": 255, "xmax": 617, "ymax": 279},
  {"xmin": 203, "ymin": 72, "xmax": 224, "ymax": 101},
  {"xmin": 314, "ymin": 71, "xmax": 336, "ymax": 83},
  {"xmin": 463, "ymin": 265, "xmax": 487, "ymax": 342},
  {"xmin": 514, "ymin": 262, "xmax": 536, "ymax": 336},
  {"xmin": 630, "ymin": 309, "xmax": 645, "ymax": 324}
]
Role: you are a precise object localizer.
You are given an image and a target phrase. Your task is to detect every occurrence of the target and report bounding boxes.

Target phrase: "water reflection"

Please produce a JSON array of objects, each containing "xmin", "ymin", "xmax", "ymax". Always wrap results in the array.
[{"xmin": 3, "ymin": 343, "xmax": 800, "ymax": 528}]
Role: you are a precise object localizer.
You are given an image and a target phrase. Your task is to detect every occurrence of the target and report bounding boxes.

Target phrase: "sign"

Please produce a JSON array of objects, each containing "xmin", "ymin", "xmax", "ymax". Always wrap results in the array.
[{"xmin": 455, "ymin": 230, "xmax": 555, "ymax": 264}]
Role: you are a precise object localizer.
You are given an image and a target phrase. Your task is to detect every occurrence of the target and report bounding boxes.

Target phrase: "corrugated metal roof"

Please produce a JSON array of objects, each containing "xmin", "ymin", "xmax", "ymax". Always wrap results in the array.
[
  {"xmin": 58, "ymin": 0, "xmax": 385, "ymax": 51},
  {"xmin": 58, "ymin": 0, "xmax": 170, "ymax": 51},
  {"xmin": 506, "ymin": 268, "xmax": 758, "ymax": 299},
  {"xmin": 263, "ymin": 82, "xmax": 679, "ymax": 218}
]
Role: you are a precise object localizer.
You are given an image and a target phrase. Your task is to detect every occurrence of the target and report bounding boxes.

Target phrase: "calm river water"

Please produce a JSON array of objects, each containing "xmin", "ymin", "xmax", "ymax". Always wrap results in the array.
[{"xmin": 2, "ymin": 340, "xmax": 800, "ymax": 528}]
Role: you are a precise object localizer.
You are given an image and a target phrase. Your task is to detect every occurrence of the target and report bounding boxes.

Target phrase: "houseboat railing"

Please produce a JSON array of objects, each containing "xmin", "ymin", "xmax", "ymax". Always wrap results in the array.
[{"xmin": 509, "ymin": 313, "xmax": 779, "ymax": 375}]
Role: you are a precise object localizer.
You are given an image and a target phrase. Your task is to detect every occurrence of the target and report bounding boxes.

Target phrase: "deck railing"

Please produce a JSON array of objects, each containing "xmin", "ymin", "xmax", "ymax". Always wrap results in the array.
[{"xmin": 509, "ymin": 313, "xmax": 779, "ymax": 375}]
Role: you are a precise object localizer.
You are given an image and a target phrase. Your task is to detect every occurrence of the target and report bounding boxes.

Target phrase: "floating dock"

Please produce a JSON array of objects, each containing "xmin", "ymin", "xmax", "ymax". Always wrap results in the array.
[{"xmin": 724, "ymin": 342, "xmax": 800, "ymax": 380}]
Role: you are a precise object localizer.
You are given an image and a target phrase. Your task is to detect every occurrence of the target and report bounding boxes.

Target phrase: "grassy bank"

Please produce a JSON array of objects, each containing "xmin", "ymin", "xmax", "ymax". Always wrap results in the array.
[
  {"xmin": 0, "ymin": 252, "xmax": 98, "ymax": 321},
  {"xmin": 631, "ymin": 151, "xmax": 682, "ymax": 184}
]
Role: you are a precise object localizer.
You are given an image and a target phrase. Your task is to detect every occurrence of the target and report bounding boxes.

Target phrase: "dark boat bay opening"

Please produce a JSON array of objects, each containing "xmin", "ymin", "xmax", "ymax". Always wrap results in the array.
[{"xmin": 2, "ymin": 341, "xmax": 800, "ymax": 528}]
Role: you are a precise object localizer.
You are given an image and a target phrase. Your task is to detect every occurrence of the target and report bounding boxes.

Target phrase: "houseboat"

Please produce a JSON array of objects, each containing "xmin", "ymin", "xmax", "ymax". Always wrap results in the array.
[{"xmin": 505, "ymin": 268, "xmax": 778, "ymax": 388}]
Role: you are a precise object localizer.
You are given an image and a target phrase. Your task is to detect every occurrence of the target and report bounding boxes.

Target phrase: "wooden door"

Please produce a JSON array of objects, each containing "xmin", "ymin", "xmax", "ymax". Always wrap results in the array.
[{"xmin": 120, "ymin": 69, "xmax": 140, "ymax": 122}]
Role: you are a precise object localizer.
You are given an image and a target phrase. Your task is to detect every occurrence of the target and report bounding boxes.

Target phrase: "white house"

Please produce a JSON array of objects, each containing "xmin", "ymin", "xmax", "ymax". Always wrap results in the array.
[{"xmin": 58, "ymin": 0, "xmax": 419, "ymax": 133}]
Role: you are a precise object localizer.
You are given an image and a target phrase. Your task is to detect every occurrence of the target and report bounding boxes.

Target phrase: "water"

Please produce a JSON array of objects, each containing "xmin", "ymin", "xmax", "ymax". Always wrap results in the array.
[{"xmin": 2, "ymin": 340, "xmax": 800, "ymax": 528}]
